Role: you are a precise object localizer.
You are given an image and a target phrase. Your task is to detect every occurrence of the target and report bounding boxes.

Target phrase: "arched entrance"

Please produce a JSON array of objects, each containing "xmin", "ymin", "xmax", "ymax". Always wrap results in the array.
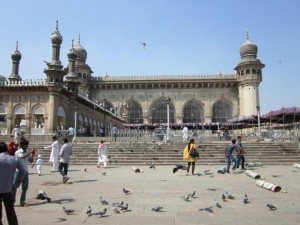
[
  {"xmin": 32, "ymin": 104, "xmax": 45, "ymax": 134},
  {"xmin": 13, "ymin": 104, "xmax": 26, "ymax": 133},
  {"xmin": 0, "ymin": 104, "xmax": 7, "ymax": 135},
  {"xmin": 57, "ymin": 106, "xmax": 66, "ymax": 130}
]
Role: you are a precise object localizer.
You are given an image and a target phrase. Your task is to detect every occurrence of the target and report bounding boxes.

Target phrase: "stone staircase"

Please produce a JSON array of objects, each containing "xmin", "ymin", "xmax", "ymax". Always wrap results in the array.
[{"xmin": 28, "ymin": 139, "xmax": 300, "ymax": 166}]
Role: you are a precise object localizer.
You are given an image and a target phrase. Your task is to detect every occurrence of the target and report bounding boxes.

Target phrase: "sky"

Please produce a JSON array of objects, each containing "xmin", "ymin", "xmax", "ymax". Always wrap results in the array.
[{"xmin": 0, "ymin": 0, "xmax": 299, "ymax": 114}]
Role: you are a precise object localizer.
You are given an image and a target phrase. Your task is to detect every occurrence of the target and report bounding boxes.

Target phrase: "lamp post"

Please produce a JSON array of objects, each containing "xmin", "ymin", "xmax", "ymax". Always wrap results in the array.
[
  {"xmin": 166, "ymin": 97, "xmax": 171, "ymax": 143},
  {"xmin": 256, "ymin": 105, "xmax": 261, "ymax": 138},
  {"xmin": 73, "ymin": 105, "xmax": 78, "ymax": 142}
]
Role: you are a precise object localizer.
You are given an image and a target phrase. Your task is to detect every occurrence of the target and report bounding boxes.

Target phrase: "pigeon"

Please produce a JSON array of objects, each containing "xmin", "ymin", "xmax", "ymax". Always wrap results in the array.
[
  {"xmin": 151, "ymin": 206, "xmax": 164, "ymax": 212},
  {"xmin": 94, "ymin": 208, "xmax": 107, "ymax": 217},
  {"xmin": 243, "ymin": 194, "xmax": 248, "ymax": 204},
  {"xmin": 35, "ymin": 190, "xmax": 51, "ymax": 202},
  {"xmin": 102, "ymin": 171, "xmax": 106, "ymax": 176},
  {"xmin": 222, "ymin": 193, "xmax": 226, "ymax": 202},
  {"xmin": 112, "ymin": 201, "xmax": 123, "ymax": 207},
  {"xmin": 84, "ymin": 168, "xmax": 87, "ymax": 172},
  {"xmin": 113, "ymin": 207, "xmax": 121, "ymax": 214},
  {"xmin": 100, "ymin": 196, "xmax": 109, "ymax": 205},
  {"xmin": 140, "ymin": 42, "xmax": 146, "ymax": 49},
  {"xmin": 226, "ymin": 191, "xmax": 235, "ymax": 199},
  {"xmin": 182, "ymin": 195, "xmax": 190, "ymax": 201},
  {"xmin": 63, "ymin": 206, "xmax": 75, "ymax": 215},
  {"xmin": 173, "ymin": 164, "xmax": 187, "ymax": 173},
  {"xmin": 123, "ymin": 188, "xmax": 130, "ymax": 194},
  {"xmin": 267, "ymin": 204, "xmax": 277, "ymax": 210},
  {"xmin": 215, "ymin": 199, "xmax": 222, "ymax": 208},
  {"xmin": 86, "ymin": 205, "xmax": 92, "ymax": 215},
  {"xmin": 149, "ymin": 162, "xmax": 155, "ymax": 169},
  {"xmin": 119, "ymin": 203, "xmax": 129, "ymax": 211},
  {"xmin": 188, "ymin": 191, "xmax": 196, "ymax": 198}
]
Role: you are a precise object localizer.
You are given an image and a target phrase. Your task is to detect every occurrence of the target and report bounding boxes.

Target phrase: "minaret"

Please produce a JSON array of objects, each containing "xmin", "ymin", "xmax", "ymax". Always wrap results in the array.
[
  {"xmin": 64, "ymin": 39, "xmax": 80, "ymax": 94},
  {"xmin": 44, "ymin": 20, "xmax": 66, "ymax": 84},
  {"xmin": 235, "ymin": 31, "xmax": 265, "ymax": 117},
  {"xmin": 8, "ymin": 41, "xmax": 22, "ymax": 82}
]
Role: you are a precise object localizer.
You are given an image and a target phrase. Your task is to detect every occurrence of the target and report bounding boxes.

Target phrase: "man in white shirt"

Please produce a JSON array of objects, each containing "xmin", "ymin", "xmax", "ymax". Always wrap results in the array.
[
  {"xmin": 44, "ymin": 136, "xmax": 59, "ymax": 172},
  {"xmin": 11, "ymin": 125, "xmax": 21, "ymax": 144}
]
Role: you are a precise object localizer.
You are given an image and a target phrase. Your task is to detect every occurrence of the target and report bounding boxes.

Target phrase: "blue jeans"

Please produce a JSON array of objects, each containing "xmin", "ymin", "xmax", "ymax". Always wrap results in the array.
[
  {"xmin": 226, "ymin": 156, "xmax": 236, "ymax": 173},
  {"xmin": 58, "ymin": 162, "xmax": 69, "ymax": 177},
  {"xmin": 13, "ymin": 171, "xmax": 29, "ymax": 204}
]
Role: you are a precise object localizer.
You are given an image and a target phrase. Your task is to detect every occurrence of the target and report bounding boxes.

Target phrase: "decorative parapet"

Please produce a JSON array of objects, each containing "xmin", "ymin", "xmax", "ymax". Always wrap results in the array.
[
  {"xmin": 91, "ymin": 74, "xmax": 236, "ymax": 81},
  {"xmin": 1, "ymin": 79, "xmax": 47, "ymax": 87}
]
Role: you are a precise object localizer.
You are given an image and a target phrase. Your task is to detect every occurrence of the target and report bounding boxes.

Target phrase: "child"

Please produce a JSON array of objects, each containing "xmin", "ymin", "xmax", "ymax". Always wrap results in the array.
[{"xmin": 36, "ymin": 155, "xmax": 43, "ymax": 176}]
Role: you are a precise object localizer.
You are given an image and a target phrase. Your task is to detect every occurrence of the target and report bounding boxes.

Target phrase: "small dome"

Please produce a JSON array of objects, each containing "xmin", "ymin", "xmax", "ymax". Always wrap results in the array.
[
  {"xmin": 67, "ymin": 40, "xmax": 77, "ymax": 60},
  {"xmin": 240, "ymin": 39, "xmax": 257, "ymax": 58},
  {"xmin": 74, "ymin": 44, "xmax": 87, "ymax": 61},
  {"xmin": 11, "ymin": 42, "xmax": 22, "ymax": 61},
  {"xmin": 51, "ymin": 21, "xmax": 63, "ymax": 45},
  {"xmin": 74, "ymin": 34, "xmax": 87, "ymax": 62}
]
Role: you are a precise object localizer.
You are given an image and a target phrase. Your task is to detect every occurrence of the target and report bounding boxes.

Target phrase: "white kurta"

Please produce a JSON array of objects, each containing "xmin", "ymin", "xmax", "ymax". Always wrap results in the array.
[{"xmin": 44, "ymin": 141, "xmax": 59, "ymax": 163}]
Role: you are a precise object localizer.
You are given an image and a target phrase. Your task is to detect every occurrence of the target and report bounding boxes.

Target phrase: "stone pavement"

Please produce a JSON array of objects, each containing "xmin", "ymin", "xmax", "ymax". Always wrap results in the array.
[{"xmin": 3, "ymin": 164, "xmax": 300, "ymax": 225}]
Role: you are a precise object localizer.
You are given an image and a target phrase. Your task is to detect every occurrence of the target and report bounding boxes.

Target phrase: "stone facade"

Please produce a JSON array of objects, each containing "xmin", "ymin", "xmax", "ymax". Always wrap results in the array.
[{"xmin": 0, "ymin": 23, "xmax": 264, "ymax": 135}]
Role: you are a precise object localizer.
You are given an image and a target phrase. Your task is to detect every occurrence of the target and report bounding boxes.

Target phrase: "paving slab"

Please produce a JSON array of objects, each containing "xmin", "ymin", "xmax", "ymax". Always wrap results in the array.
[{"xmin": 2, "ymin": 164, "xmax": 300, "ymax": 225}]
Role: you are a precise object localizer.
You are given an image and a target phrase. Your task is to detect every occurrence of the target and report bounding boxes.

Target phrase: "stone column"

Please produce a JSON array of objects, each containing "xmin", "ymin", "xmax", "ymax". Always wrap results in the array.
[
  {"xmin": 25, "ymin": 114, "xmax": 32, "ymax": 134},
  {"xmin": 47, "ymin": 91, "xmax": 59, "ymax": 134},
  {"xmin": 6, "ymin": 114, "xmax": 13, "ymax": 135},
  {"xmin": 204, "ymin": 102, "xmax": 212, "ymax": 123}
]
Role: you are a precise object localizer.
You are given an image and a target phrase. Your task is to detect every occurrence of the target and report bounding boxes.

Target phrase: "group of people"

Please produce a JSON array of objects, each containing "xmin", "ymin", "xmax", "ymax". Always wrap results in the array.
[
  {"xmin": 44, "ymin": 136, "xmax": 73, "ymax": 184},
  {"xmin": 182, "ymin": 136, "xmax": 246, "ymax": 175},
  {"xmin": 0, "ymin": 137, "xmax": 35, "ymax": 225},
  {"xmin": 0, "ymin": 134, "xmax": 74, "ymax": 225}
]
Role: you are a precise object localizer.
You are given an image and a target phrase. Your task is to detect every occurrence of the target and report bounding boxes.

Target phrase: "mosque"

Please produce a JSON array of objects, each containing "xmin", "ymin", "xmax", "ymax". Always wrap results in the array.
[{"xmin": 0, "ymin": 22, "xmax": 264, "ymax": 135}]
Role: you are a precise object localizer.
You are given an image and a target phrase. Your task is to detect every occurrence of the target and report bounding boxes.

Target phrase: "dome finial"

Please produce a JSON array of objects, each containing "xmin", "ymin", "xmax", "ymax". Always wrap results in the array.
[
  {"xmin": 246, "ymin": 29, "xmax": 249, "ymax": 41},
  {"xmin": 16, "ymin": 41, "xmax": 19, "ymax": 51},
  {"xmin": 56, "ymin": 20, "xmax": 59, "ymax": 31},
  {"xmin": 72, "ymin": 39, "xmax": 74, "ymax": 48},
  {"xmin": 78, "ymin": 33, "xmax": 81, "ymax": 46}
]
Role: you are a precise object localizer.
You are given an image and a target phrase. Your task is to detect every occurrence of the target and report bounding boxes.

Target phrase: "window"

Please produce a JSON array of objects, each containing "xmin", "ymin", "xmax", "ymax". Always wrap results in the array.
[
  {"xmin": 183, "ymin": 100, "xmax": 204, "ymax": 123},
  {"xmin": 212, "ymin": 100, "xmax": 233, "ymax": 123}
]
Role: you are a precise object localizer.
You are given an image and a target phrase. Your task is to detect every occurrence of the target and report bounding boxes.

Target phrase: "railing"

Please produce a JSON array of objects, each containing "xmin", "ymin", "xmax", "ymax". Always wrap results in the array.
[{"xmin": 107, "ymin": 129, "xmax": 213, "ymax": 143}]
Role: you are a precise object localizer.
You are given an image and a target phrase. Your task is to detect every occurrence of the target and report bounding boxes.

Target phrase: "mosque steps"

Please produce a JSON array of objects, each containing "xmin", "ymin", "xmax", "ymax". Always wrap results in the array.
[{"xmin": 27, "ymin": 141, "xmax": 299, "ymax": 166}]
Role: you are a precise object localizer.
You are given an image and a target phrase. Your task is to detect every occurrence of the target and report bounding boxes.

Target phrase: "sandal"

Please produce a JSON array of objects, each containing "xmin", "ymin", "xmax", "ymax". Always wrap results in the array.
[{"xmin": 20, "ymin": 203, "xmax": 29, "ymax": 207}]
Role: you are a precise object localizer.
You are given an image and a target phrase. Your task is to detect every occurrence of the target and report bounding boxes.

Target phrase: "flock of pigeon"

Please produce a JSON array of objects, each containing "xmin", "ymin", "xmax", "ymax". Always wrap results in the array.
[{"xmin": 58, "ymin": 164, "xmax": 279, "ymax": 223}]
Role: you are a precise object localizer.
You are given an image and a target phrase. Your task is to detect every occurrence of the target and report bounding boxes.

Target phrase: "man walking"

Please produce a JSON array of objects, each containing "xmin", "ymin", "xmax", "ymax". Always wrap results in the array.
[
  {"xmin": 12, "ymin": 139, "xmax": 35, "ymax": 207},
  {"xmin": 58, "ymin": 138, "xmax": 72, "ymax": 184},
  {"xmin": 0, "ymin": 142, "xmax": 26, "ymax": 225},
  {"xmin": 224, "ymin": 139, "xmax": 238, "ymax": 173},
  {"xmin": 236, "ymin": 136, "xmax": 246, "ymax": 170}
]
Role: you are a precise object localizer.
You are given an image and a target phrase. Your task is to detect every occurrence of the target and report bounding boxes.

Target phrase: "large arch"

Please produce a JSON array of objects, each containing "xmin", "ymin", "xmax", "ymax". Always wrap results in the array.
[
  {"xmin": 150, "ymin": 97, "xmax": 175, "ymax": 124},
  {"xmin": 183, "ymin": 99, "xmax": 204, "ymax": 123},
  {"xmin": 127, "ymin": 100, "xmax": 143, "ymax": 124},
  {"xmin": 212, "ymin": 100, "xmax": 233, "ymax": 123}
]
